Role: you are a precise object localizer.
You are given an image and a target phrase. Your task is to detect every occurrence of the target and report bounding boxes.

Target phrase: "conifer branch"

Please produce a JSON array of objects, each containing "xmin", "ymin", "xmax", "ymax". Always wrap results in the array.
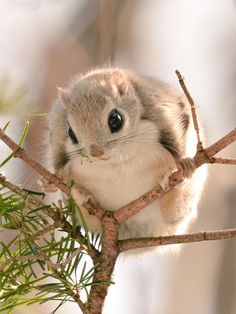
[
  {"xmin": 0, "ymin": 173, "xmax": 98, "ymax": 259},
  {"xmin": 0, "ymin": 248, "xmax": 83, "ymax": 272}
]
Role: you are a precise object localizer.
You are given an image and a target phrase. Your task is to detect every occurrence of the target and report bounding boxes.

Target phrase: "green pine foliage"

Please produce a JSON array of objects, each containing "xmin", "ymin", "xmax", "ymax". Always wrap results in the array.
[
  {"xmin": 0, "ymin": 122, "xmax": 101, "ymax": 313},
  {"xmin": 0, "ymin": 184, "xmax": 98, "ymax": 313}
]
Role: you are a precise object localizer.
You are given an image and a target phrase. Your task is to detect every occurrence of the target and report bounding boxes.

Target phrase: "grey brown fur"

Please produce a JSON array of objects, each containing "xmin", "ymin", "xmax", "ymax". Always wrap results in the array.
[{"xmin": 47, "ymin": 68, "xmax": 207, "ymax": 246}]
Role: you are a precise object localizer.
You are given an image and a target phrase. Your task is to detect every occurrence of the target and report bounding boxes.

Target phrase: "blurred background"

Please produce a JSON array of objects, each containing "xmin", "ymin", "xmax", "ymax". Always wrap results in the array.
[{"xmin": 0, "ymin": 0, "xmax": 235, "ymax": 313}]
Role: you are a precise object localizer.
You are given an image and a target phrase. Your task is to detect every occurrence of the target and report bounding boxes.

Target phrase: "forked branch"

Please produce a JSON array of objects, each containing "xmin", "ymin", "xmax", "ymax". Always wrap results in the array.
[{"xmin": 0, "ymin": 70, "xmax": 236, "ymax": 314}]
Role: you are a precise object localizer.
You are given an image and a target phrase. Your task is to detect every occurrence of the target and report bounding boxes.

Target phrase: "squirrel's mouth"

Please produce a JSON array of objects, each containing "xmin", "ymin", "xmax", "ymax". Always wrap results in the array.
[
  {"xmin": 100, "ymin": 156, "xmax": 110, "ymax": 161},
  {"xmin": 78, "ymin": 154, "xmax": 110, "ymax": 163}
]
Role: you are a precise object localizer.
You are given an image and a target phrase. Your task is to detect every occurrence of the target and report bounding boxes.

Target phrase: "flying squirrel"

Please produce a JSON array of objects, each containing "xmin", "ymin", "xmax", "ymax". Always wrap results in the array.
[{"xmin": 47, "ymin": 68, "xmax": 207, "ymax": 242}]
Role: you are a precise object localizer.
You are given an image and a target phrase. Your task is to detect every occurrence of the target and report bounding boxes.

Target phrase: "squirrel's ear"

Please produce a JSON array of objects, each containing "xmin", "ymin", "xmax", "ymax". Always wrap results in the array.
[
  {"xmin": 110, "ymin": 72, "xmax": 130, "ymax": 97},
  {"xmin": 116, "ymin": 78, "xmax": 129, "ymax": 96},
  {"xmin": 57, "ymin": 87, "xmax": 70, "ymax": 106}
]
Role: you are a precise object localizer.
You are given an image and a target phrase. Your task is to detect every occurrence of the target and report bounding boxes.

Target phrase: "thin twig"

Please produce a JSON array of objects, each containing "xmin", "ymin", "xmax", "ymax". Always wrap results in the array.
[
  {"xmin": 0, "ymin": 128, "xmax": 70, "ymax": 196},
  {"xmin": 29, "ymin": 223, "xmax": 57, "ymax": 240},
  {"xmin": 193, "ymin": 128, "xmax": 236, "ymax": 167},
  {"xmin": 0, "ymin": 173, "xmax": 45, "ymax": 207},
  {"xmin": 176, "ymin": 70, "xmax": 203, "ymax": 151},
  {"xmin": 210, "ymin": 157, "xmax": 236, "ymax": 165},
  {"xmin": 60, "ymin": 248, "xmax": 83, "ymax": 268},
  {"xmin": 204, "ymin": 128, "xmax": 236, "ymax": 160},
  {"xmin": 0, "ymin": 254, "xmax": 59, "ymax": 272},
  {"xmin": 119, "ymin": 228, "xmax": 236, "ymax": 252}
]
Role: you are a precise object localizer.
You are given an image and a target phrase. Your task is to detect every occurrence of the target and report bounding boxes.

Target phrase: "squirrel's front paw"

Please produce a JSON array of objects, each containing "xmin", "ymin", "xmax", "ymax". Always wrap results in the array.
[
  {"xmin": 38, "ymin": 176, "xmax": 59, "ymax": 193},
  {"xmin": 159, "ymin": 168, "xmax": 176, "ymax": 191},
  {"xmin": 71, "ymin": 185, "xmax": 101, "ymax": 232},
  {"xmin": 178, "ymin": 157, "xmax": 196, "ymax": 178},
  {"xmin": 71, "ymin": 185, "xmax": 93, "ymax": 207}
]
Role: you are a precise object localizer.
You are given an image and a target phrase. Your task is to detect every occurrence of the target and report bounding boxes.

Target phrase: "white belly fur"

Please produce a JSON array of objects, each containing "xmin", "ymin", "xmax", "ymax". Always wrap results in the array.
[{"xmin": 69, "ymin": 145, "xmax": 183, "ymax": 239}]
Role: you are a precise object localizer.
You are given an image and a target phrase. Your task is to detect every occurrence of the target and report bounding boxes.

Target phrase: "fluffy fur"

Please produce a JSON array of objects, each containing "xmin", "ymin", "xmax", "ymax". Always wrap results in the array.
[{"xmin": 48, "ymin": 68, "xmax": 207, "ymax": 242}]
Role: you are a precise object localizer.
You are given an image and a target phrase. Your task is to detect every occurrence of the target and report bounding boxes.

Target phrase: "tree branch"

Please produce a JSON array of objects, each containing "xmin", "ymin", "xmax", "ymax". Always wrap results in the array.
[
  {"xmin": 1, "ymin": 124, "xmax": 235, "ymax": 227},
  {"xmin": 84, "ymin": 214, "xmax": 119, "ymax": 314},
  {"xmin": 114, "ymin": 125, "xmax": 236, "ymax": 224},
  {"xmin": 192, "ymin": 128, "xmax": 236, "ymax": 168},
  {"xmin": 204, "ymin": 128, "xmax": 236, "ymax": 160},
  {"xmin": 210, "ymin": 157, "xmax": 236, "ymax": 165},
  {"xmin": 119, "ymin": 228, "xmax": 236, "ymax": 252},
  {"xmin": 0, "ymin": 173, "xmax": 98, "ymax": 259},
  {"xmin": 0, "ymin": 128, "xmax": 70, "ymax": 196},
  {"xmin": 176, "ymin": 70, "xmax": 203, "ymax": 151}
]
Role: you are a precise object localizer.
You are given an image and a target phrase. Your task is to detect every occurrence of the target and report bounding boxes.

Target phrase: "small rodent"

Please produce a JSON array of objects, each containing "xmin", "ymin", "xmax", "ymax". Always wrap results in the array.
[{"xmin": 47, "ymin": 68, "xmax": 207, "ymax": 242}]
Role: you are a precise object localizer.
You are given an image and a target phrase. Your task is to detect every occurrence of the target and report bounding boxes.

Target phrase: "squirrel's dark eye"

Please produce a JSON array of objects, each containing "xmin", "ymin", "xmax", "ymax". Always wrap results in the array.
[
  {"xmin": 108, "ymin": 109, "xmax": 123, "ymax": 133},
  {"xmin": 68, "ymin": 126, "xmax": 78, "ymax": 144}
]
